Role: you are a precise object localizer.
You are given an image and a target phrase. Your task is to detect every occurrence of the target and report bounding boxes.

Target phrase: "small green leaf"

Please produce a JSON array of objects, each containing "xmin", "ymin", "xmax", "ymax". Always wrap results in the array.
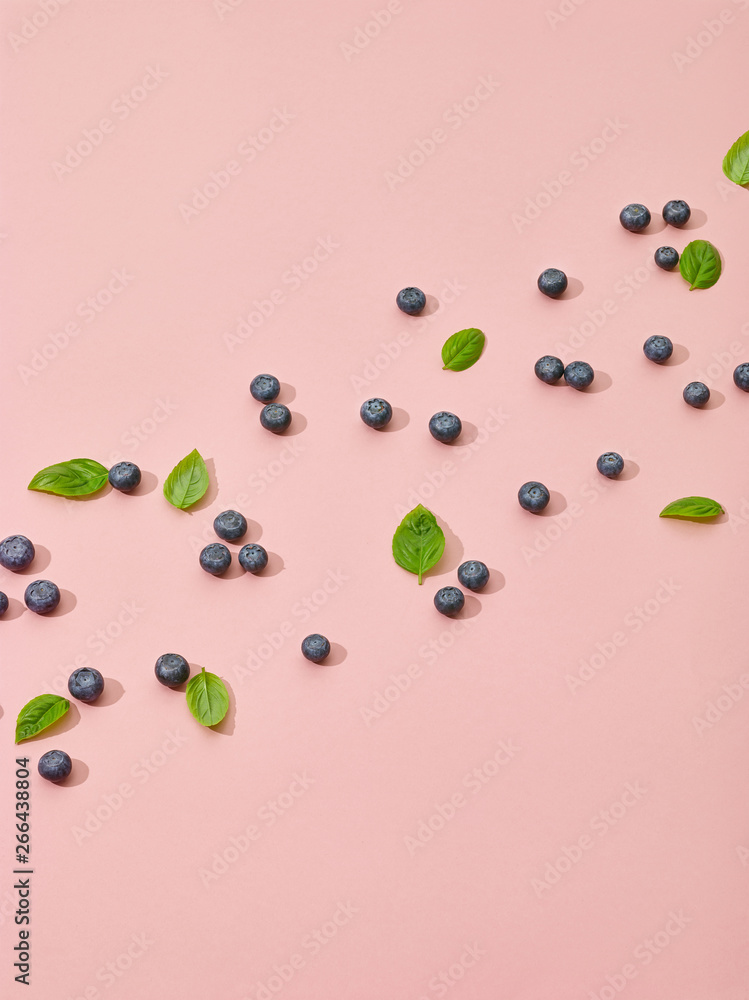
[
  {"xmin": 679, "ymin": 240, "xmax": 722, "ymax": 290},
  {"xmin": 185, "ymin": 668, "xmax": 229, "ymax": 726},
  {"xmin": 28, "ymin": 459, "xmax": 109, "ymax": 497},
  {"xmin": 15, "ymin": 694, "xmax": 70, "ymax": 743},
  {"xmin": 722, "ymin": 129, "xmax": 749, "ymax": 186},
  {"xmin": 441, "ymin": 328, "xmax": 486, "ymax": 372},
  {"xmin": 392, "ymin": 504, "xmax": 445, "ymax": 585},
  {"xmin": 163, "ymin": 449, "xmax": 209, "ymax": 509},
  {"xmin": 659, "ymin": 496, "xmax": 724, "ymax": 520}
]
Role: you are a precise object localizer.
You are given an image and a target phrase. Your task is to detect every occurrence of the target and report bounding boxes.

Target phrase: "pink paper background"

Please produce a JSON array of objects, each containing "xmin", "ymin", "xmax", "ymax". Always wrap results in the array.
[{"xmin": 2, "ymin": 1, "xmax": 749, "ymax": 997}]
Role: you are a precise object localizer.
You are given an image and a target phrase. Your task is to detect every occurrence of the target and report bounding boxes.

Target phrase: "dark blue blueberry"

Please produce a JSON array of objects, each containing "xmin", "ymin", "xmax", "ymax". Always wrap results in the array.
[
  {"xmin": 537, "ymin": 268, "xmax": 568, "ymax": 298},
  {"xmin": 643, "ymin": 335, "xmax": 673, "ymax": 363},
  {"xmin": 619, "ymin": 203, "xmax": 651, "ymax": 232},
  {"xmin": 199, "ymin": 543, "xmax": 232, "ymax": 575},
  {"xmin": 213, "ymin": 510, "xmax": 248, "ymax": 541},
  {"xmin": 396, "ymin": 287, "xmax": 426, "ymax": 315},
  {"xmin": 38, "ymin": 750, "xmax": 72, "ymax": 783},
  {"xmin": 733, "ymin": 363, "xmax": 749, "ymax": 391},
  {"xmin": 108, "ymin": 461, "xmax": 141, "ymax": 492},
  {"xmin": 434, "ymin": 586, "xmax": 465, "ymax": 617},
  {"xmin": 563, "ymin": 361, "xmax": 594, "ymax": 389},
  {"xmin": 155, "ymin": 653, "xmax": 190, "ymax": 688},
  {"xmin": 24, "ymin": 580, "xmax": 60, "ymax": 614},
  {"xmin": 654, "ymin": 246, "xmax": 679, "ymax": 270},
  {"xmin": 518, "ymin": 481, "xmax": 550, "ymax": 513},
  {"xmin": 250, "ymin": 374, "xmax": 281, "ymax": 403},
  {"xmin": 683, "ymin": 381, "xmax": 710, "ymax": 408},
  {"xmin": 301, "ymin": 633, "xmax": 330, "ymax": 662},
  {"xmin": 260, "ymin": 403, "xmax": 292, "ymax": 434},
  {"xmin": 0, "ymin": 534, "xmax": 35, "ymax": 571},
  {"xmin": 360, "ymin": 398, "xmax": 393, "ymax": 429},
  {"xmin": 68, "ymin": 667, "xmax": 104, "ymax": 702},
  {"xmin": 429, "ymin": 411, "xmax": 461, "ymax": 443},
  {"xmin": 0, "ymin": 592, "xmax": 8, "ymax": 617},
  {"xmin": 534, "ymin": 355, "xmax": 565, "ymax": 383},
  {"xmin": 662, "ymin": 200, "xmax": 691, "ymax": 227},
  {"xmin": 238, "ymin": 543, "xmax": 268, "ymax": 574},
  {"xmin": 457, "ymin": 561, "xmax": 489, "ymax": 592},
  {"xmin": 596, "ymin": 452, "xmax": 624, "ymax": 478}
]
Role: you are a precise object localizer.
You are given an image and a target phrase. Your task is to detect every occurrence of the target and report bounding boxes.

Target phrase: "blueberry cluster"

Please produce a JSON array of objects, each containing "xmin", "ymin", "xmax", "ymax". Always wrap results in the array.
[
  {"xmin": 249, "ymin": 373, "xmax": 292, "ymax": 433},
  {"xmin": 199, "ymin": 510, "xmax": 269, "ymax": 577},
  {"xmin": 0, "ymin": 535, "xmax": 63, "ymax": 616},
  {"xmin": 433, "ymin": 560, "xmax": 491, "ymax": 617}
]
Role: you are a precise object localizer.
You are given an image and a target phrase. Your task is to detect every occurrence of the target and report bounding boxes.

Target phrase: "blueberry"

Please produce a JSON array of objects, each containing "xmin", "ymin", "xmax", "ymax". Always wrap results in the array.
[
  {"xmin": 534, "ymin": 355, "xmax": 565, "ymax": 383},
  {"xmin": 733, "ymin": 363, "xmax": 749, "ymax": 391},
  {"xmin": 654, "ymin": 246, "xmax": 679, "ymax": 270},
  {"xmin": 24, "ymin": 580, "xmax": 60, "ymax": 614},
  {"xmin": 434, "ymin": 586, "xmax": 465, "ymax": 617},
  {"xmin": 250, "ymin": 374, "xmax": 281, "ymax": 403},
  {"xmin": 155, "ymin": 653, "xmax": 190, "ymax": 687},
  {"xmin": 260, "ymin": 403, "xmax": 292, "ymax": 434},
  {"xmin": 68, "ymin": 667, "xmax": 105, "ymax": 702},
  {"xmin": 238, "ymin": 543, "xmax": 268, "ymax": 574},
  {"xmin": 213, "ymin": 510, "xmax": 248, "ymax": 541},
  {"xmin": 597, "ymin": 452, "xmax": 624, "ymax": 478},
  {"xmin": 537, "ymin": 268, "xmax": 568, "ymax": 298},
  {"xmin": 360, "ymin": 398, "xmax": 393, "ymax": 429},
  {"xmin": 683, "ymin": 381, "xmax": 710, "ymax": 408},
  {"xmin": 396, "ymin": 287, "xmax": 426, "ymax": 315},
  {"xmin": 108, "ymin": 461, "xmax": 141, "ymax": 492},
  {"xmin": 518, "ymin": 481, "xmax": 550, "ymax": 513},
  {"xmin": 38, "ymin": 750, "xmax": 72, "ymax": 783},
  {"xmin": 301, "ymin": 633, "xmax": 330, "ymax": 662},
  {"xmin": 457, "ymin": 560, "xmax": 489, "ymax": 592},
  {"xmin": 0, "ymin": 592, "xmax": 8, "ymax": 617},
  {"xmin": 643, "ymin": 335, "xmax": 673, "ymax": 363},
  {"xmin": 429, "ymin": 411, "xmax": 461, "ymax": 443},
  {"xmin": 662, "ymin": 200, "xmax": 691, "ymax": 227},
  {"xmin": 563, "ymin": 361, "xmax": 594, "ymax": 389},
  {"xmin": 619, "ymin": 203, "xmax": 651, "ymax": 232},
  {"xmin": 199, "ymin": 543, "xmax": 232, "ymax": 575},
  {"xmin": 0, "ymin": 535, "xmax": 35, "ymax": 571}
]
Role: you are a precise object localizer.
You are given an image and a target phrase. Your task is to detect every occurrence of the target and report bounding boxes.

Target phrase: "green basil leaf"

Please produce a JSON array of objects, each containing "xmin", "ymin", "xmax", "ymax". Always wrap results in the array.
[
  {"xmin": 28, "ymin": 458, "xmax": 109, "ymax": 497},
  {"xmin": 679, "ymin": 240, "xmax": 722, "ymax": 290},
  {"xmin": 659, "ymin": 496, "xmax": 724, "ymax": 520},
  {"xmin": 392, "ymin": 504, "xmax": 445, "ymax": 584},
  {"xmin": 441, "ymin": 328, "xmax": 486, "ymax": 372},
  {"xmin": 186, "ymin": 668, "xmax": 229, "ymax": 726},
  {"xmin": 163, "ymin": 449, "xmax": 209, "ymax": 509},
  {"xmin": 15, "ymin": 694, "xmax": 70, "ymax": 743},
  {"xmin": 722, "ymin": 129, "xmax": 749, "ymax": 186}
]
